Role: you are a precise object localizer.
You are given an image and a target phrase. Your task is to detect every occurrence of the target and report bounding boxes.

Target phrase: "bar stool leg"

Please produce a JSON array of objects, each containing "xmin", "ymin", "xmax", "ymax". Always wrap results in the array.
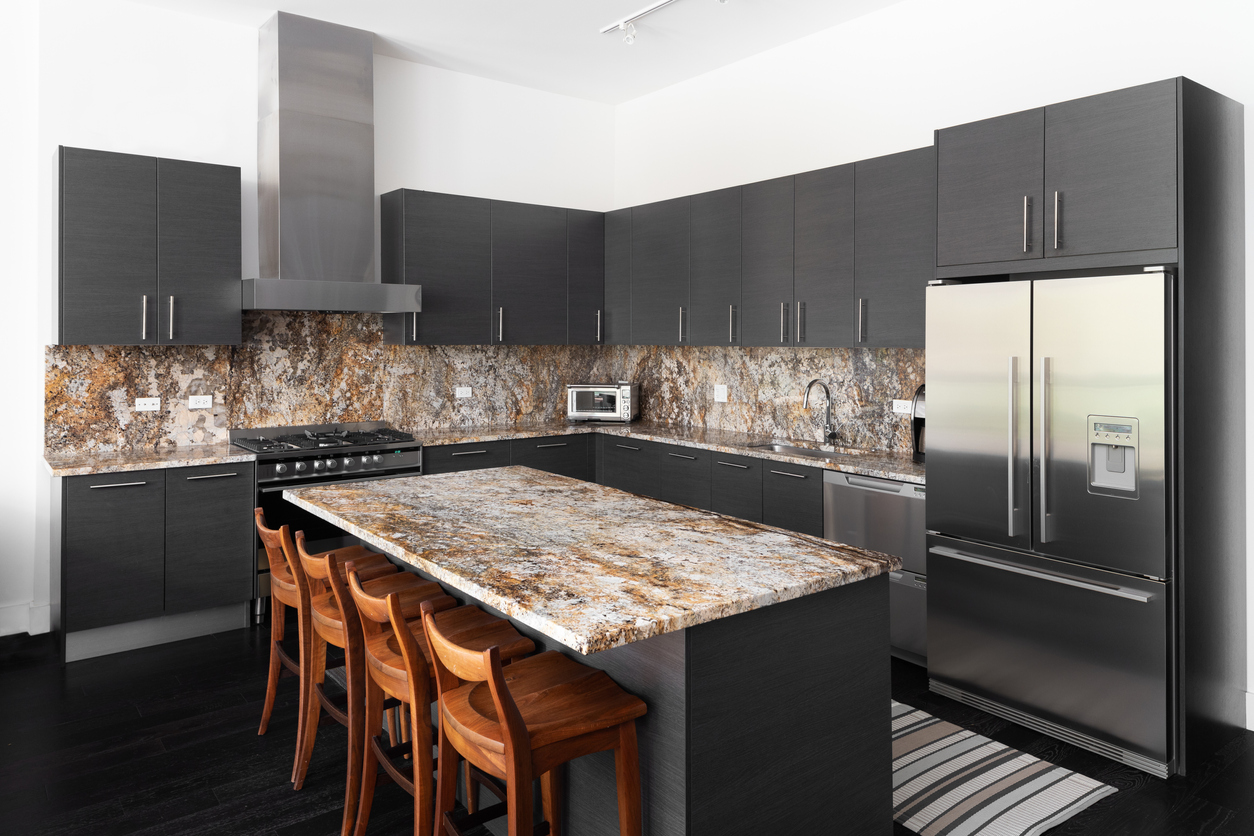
[
  {"xmin": 290, "ymin": 612, "xmax": 307, "ymax": 783},
  {"xmin": 258, "ymin": 599, "xmax": 286, "ymax": 735},
  {"xmin": 541, "ymin": 768, "xmax": 562, "ymax": 836},
  {"xmin": 408, "ymin": 692, "xmax": 435, "ymax": 836},
  {"xmin": 435, "ymin": 727, "xmax": 459, "ymax": 836},
  {"xmin": 507, "ymin": 761, "xmax": 533, "ymax": 836},
  {"xmin": 293, "ymin": 625, "xmax": 326, "ymax": 788},
  {"xmin": 352, "ymin": 675, "xmax": 386, "ymax": 836},
  {"xmin": 341, "ymin": 639, "xmax": 366, "ymax": 836},
  {"xmin": 614, "ymin": 722, "xmax": 642, "ymax": 836},
  {"xmin": 463, "ymin": 761, "xmax": 477, "ymax": 814}
]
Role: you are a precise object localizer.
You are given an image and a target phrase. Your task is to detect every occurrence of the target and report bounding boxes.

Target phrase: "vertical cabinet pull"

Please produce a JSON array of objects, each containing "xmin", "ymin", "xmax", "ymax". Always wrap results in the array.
[
  {"xmin": 857, "ymin": 298, "xmax": 867, "ymax": 343},
  {"xmin": 797, "ymin": 301, "xmax": 806, "ymax": 344},
  {"xmin": 678, "ymin": 307, "xmax": 687, "ymax": 343},
  {"xmin": 596, "ymin": 310, "xmax": 602, "ymax": 343},
  {"xmin": 1054, "ymin": 191, "xmax": 1061, "ymax": 251},
  {"xmin": 1007, "ymin": 355, "xmax": 1017, "ymax": 537},
  {"xmin": 779, "ymin": 302, "xmax": 790, "ymax": 344},
  {"xmin": 412, "ymin": 312, "xmax": 417, "ymax": 342},
  {"xmin": 497, "ymin": 307, "xmax": 504, "ymax": 342},
  {"xmin": 168, "ymin": 296, "xmax": 175, "ymax": 341},
  {"xmin": 1022, "ymin": 196, "xmax": 1030, "ymax": 253},
  {"xmin": 1039, "ymin": 356, "xmax": 1051, "ymax": 543},
  {"xmin": 728, "ymin": 304, "xmax": 738, "ymax": 345},
  {"xmin": 141, "ymin": 295, "xmax": 148, "ymax": 341}
]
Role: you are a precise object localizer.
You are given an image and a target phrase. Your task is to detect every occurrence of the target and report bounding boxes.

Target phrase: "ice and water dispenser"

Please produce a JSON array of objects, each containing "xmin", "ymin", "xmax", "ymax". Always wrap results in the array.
[{"xmin": 1088, "ymin": 415, "xmax": 1140, "ymax": 499}]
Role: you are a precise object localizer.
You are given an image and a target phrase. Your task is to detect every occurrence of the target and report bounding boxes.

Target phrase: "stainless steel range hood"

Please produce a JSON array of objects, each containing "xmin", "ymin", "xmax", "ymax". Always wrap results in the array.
[{"xmin": 244, "ymin": 12, "xmax": 420, "ymax": 314}]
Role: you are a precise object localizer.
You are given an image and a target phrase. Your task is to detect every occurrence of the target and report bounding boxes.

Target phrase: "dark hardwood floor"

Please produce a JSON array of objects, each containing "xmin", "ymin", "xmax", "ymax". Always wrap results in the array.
[{"xmin": 2, "ymin": 621, "xmax": 1251, "ymax": 835}]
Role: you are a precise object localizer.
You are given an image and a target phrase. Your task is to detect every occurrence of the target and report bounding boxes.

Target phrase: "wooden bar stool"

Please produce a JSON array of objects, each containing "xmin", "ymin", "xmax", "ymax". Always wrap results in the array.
[
  {"xmin": 422, "ymin": 602, "xmax": 648, "ymax": 836},
  {"xmin": 347, "ymin": 566, "xmax": 535, "ymax": 836},
  {"xmin": 292, "ymin": 534, "xmax": 453, "ymax": 834},
  {"xmin": 253, "ymin": 506, "xmax": 387, "ymax": 781}
]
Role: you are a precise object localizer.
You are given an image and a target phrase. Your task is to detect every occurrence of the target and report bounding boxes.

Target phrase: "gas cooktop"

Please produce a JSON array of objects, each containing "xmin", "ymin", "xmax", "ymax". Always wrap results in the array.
[{"xmin": 230, "ymin": 422, "xmax": 419, "ymax": 457}]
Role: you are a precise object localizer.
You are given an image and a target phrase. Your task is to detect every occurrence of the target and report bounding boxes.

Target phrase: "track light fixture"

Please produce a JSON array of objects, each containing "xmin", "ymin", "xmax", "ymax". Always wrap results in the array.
[{"xmin": 600, "ymin": 0, "xmax": 726, "ymax": 45}]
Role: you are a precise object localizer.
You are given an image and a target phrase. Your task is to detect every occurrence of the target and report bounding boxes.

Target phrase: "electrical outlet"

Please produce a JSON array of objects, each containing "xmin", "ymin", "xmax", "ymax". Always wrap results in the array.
[
  {"xmin": 892, "ymin": 399, "xmax": 913, "ymax": 415},
  {"xmin": 189, "ymin": 395, "xmax": 213, "ymax": 410},
  {"xmin": 455, "ymin": 387, "xmax": 472, "ymax": 399},
  {"xmin": 135, "ymin": 397, "xmax": 160, "ymax": 412},
  {"xmin": 714, "ymin": 384, "xmax": 728, "ymax": 403}
]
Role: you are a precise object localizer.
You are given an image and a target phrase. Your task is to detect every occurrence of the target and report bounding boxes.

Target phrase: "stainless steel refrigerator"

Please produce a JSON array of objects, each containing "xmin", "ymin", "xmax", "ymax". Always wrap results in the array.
[{"xmin": 926, "ymin": 271, "xmax": 1175, "ymax": 778}]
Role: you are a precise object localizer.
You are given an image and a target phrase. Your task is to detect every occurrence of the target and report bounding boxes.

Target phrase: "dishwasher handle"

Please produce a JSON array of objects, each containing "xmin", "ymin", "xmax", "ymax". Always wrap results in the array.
[{"xmin": 824, "ymin": 470, "xmax": 923, "ymax": 498}]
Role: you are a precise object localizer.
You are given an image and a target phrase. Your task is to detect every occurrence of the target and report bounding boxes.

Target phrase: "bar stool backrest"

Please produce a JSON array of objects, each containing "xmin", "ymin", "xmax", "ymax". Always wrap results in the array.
[{"xmin": 254, "ymin": 508, "xmax": 296, "ymax": 579}]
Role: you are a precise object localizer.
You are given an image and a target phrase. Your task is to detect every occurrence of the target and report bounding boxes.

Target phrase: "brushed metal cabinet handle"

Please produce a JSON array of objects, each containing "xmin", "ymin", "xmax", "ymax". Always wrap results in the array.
[
  {"xmin": 616, "ymin": 444, "xmax": 640, "ymax": 451},
  {"xmin": 1039, "ymin": 356, "xmax": 1051, "ymax": 543},
  {"xmin": 797, "ymin": 301, "xmax": 806, "ymax": 343},
  {"xmin": 678, "ymin": 307, "xmax": 686, "ymax": 343},
  {"xmin": 168, "ymin": 296, "xmax": 174, "ymax": 341},
  {"xmin": 857, "ymin": 298, "xmax": 867, "ymax": 343},
  {"xmin": 535, "ymin": 443, "xmax": 568, "ymax": 449},
  {"xmin": 141, "ymin": 295, "xmax": 148, "ymax": 341},
  {"xmin": 769, "ymin": 470, "xmax": 805, "ymax": 479},
  {"xmin": 729, "ymin": 305, "xmax": 734, "ymax": 344},
  {"xmin": 412, "ymin": 312, "xmax": 417, "ymax": 342},
  {"xmin": 717, "ymin": 461, "xmax": 749, "ymax": 469},
  {"xmin": 497, "ymin": 307, "xmax": 504, "ymax": 342},
  {"xmin": 780, "ymin": 302, "xmax": 786, "ymax": 343},
  {"xmin": 186, "ymin": 472, "xmax": 239, "ymax": 480},
  {"xmin": 1022, "ymin": 195, "xmax": 1029, "ymax": 253},
  {"xmin": 668, "ymin": 452, "xmax": 696, "ymax": 460},
  {"xmin": 1007, "ymin": 355, "xmax": 1018, "ymax": 537},
  {"xmin": 90, "ymin": 481, "xmax": 147, "ymax": 489},
  {"xmin": 596, "ymin": 310, "xmax": 601, "ymax": 343},
  {"xmin": 929, "ymin": 546, "xmax": 1152, "ymax": 603},
  {"xmin": 1054, "ymin": 190, "xmax": 1060, "ymax": 251},
  {"xmin": 451, "ymin": 450, "xmax": 488, "ymax": 457}
]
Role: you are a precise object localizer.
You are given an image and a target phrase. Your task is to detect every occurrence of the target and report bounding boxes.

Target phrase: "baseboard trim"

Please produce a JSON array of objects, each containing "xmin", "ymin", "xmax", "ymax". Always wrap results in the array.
[
  {"xmin": 65, "ymin": 604, "xmax": 248, "ymax": 662},
  {"xmin": 0, "ymin": 602, "xmax": 31, "ymax": 636}
]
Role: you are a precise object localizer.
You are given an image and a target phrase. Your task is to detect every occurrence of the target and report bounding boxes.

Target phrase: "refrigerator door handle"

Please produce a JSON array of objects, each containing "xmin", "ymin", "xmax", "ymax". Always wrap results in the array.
[
  {"xmin": 1007, "ymin": 355, "xmax": 1017, "ymax": 537},
  {"xmin": 929, "ymin": 546, "xmax": 1153, "ymax": 603},
  {"xmin": 1039, "ymin": 356, "xmax": 1051, "ymax": 543}
]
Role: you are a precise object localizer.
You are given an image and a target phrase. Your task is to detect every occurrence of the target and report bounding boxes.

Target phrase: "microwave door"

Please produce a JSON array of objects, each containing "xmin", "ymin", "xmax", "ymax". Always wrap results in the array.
[
  {"xmin": 925, "ymin": 282, "xmax": 1032, "ymax": 551},
  {"xmin": 1031, "ymin": 273, "xmax": 1169, "ymax": 578}
]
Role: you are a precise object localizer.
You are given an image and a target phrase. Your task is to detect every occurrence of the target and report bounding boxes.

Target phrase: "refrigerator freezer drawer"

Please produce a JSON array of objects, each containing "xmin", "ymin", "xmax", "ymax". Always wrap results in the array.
[{"xmin": 928, "ymin": 534, "xmax": 1169, "ymax": 766}]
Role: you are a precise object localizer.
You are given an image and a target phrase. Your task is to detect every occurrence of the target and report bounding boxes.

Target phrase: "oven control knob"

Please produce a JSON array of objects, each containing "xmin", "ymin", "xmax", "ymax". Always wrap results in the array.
[
  {"xmin": 313, "ymin": 460, "xmax": 326, "ymax": 472},
  {"xmin": 372, "ymin": 455, "xmax": 382, "ymax": 464},
  {"xmin": 275, "ymin": 463, "xmax": 287, "ymax": 474},
  {"xmin": 360, "ymin": 456, "xmax": 371, "ymax": 466},
  {"xmin": 326, "ymin": 459, "xmax": 338, "ymax": 469},
  {"xmin": 294, "ymin": 461, "xmax": 307, "ymax": 473},
  {"xmin": 342, "ymin": 458, "xmax": 352, "ymax": 468}
]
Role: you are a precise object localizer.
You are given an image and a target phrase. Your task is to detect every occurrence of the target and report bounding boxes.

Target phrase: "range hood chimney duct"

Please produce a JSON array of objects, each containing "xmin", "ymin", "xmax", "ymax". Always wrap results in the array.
[{"xmin": 243, "ymin": 12, "xmax": 420, "ymax": 314}]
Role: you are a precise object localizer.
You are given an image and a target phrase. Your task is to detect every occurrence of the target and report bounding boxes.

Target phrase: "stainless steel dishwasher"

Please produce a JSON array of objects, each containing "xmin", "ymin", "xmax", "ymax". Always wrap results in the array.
[{"xmin": 823, "ymin": 471, "xmax": 928, "ymax": 665}]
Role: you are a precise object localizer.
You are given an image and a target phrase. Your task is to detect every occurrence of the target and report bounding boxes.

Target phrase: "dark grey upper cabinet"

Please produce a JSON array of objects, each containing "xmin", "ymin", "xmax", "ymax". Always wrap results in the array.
[
  {"xmin": 491, "ymin": 201, "xmax": 568, "ymax": 345},
  {"xmin": 742, "ymin": 176, "xmax": 795, "ymax": 347},
  {"xmin": 164, "ymin": 462, "xmax": 254, "ymax": 614},
  {"xmin": 157, "ymin": 159, "xmax": 242, "ymax": 345},
  {"xmin": 936, "ymin": 108, "xmax": 1045, "ymax": 267},
  {"xmin": 794, "ymin": 165, "xmax": 855, "ymax": 347},
  {"xmin": 64, "ymin": 471, "xmax": 166, "ymax": 632},
  {"xmin": 59, "ymin": 147, "xmax": 158, "ymax": 346},
  {"xmin": 631, "ymin": 197, "xmax": 691, "ymax": 346},
  {"xmin": 1044, "ymin": 79, "xmax": 1177, "ymax": 258},
  {"xmin": 854, "ymin": 147, "xmax": 935, "ymax": 348},
  {"xmin": 568, "ymin": 210, "xmax": 606, "ymax": 345},
  {"xmin": 384, "ymin": 190, "xmax": 492, "ymax": 345},
  {"xmin": 604, "ymin": 208, "xmax": 632, "ymax": 345},
  {"xmin": 690, "ymin": 187, "xmax": 743, "ymax": 346}
]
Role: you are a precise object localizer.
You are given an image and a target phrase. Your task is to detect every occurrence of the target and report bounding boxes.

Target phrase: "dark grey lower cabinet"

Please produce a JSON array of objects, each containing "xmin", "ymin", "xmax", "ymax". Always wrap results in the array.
[
  {"xmin": 510, "ymin": 435, "xmax": 591, "ymax": 481},
  {"xmin": 64, "ymin": 472, "xmax": 167, "ymax": 632},
  {"xmin": 424, "ymin": 441, "xmax": 512, "ymax": 475},
  {"xmin": 710, "ymin": 453, "xmax": 763, "ymax": 522},
  {"xmin": 763, "ymin": 462, "xmax": 824, "ymax": 537},
  {"xmin": 653, "ymin": 445, "xmax": 711, "ymax": 510},
  {"xmin": 599, "ymin": 436, "xmax": 658, "ymax": 497},
  {"xmin": 164, "ymin": 463, "xmax": 255, "ymax": 614}
]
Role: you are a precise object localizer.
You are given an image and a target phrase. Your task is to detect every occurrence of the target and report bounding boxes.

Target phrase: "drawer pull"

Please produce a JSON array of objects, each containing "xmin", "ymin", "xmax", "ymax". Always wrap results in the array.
[
  {"xmin": 769, "ymin": 470, "xmax": 806, "ymax": 479},
  {"xmin": 929, "ymin": 545, "xmax": 1153, "ymax": 603},
  {"xmin": 615, "ymin": 444, "xmax": 640, "ymax": 451},
  {"xmin": 451, "ymin": 450, "xmax": 489, "ymax": 457},
  {"xmin": 717, "ymin": 461, "xmax": 749, "ymax": 469},
  {"xmin": 89, "ymin": 481, "xmax": 147, "ymax": 489},
  {"xmin": 535, "ymin": 443, "xmax": 568, "ymax": 449},
  {"xmin": 668, "ymin": 452, "xmax": 696, "ymax": 460},
  {"xmin": 186, "ymin": 472, "xmax": 240, "ymax": 481}
]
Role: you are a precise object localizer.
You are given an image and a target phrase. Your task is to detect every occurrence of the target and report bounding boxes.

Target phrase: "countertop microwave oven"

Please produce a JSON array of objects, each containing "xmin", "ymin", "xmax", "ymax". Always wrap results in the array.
[{"xmin": 566, "ymin": 383, "xmax": 639, "ymax": 422}]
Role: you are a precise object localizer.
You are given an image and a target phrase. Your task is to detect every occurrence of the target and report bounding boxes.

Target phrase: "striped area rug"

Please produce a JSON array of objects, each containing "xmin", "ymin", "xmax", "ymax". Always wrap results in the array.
[{"xmin": 892, "ymin": 700, "xmax": 1116, "ymax": 836}]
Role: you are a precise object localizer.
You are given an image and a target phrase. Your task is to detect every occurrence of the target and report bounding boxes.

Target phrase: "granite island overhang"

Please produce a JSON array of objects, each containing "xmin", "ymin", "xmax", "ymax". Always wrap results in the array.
[{"xmin": 284, "ymin": 466, "xmax": 898, "ymax": 835}]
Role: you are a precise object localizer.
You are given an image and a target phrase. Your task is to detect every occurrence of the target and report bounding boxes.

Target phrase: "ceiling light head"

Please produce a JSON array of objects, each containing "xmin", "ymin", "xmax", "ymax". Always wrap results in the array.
[{"xmin": 623, "ymin": 22, "xmax": 637, "ymax": 45}]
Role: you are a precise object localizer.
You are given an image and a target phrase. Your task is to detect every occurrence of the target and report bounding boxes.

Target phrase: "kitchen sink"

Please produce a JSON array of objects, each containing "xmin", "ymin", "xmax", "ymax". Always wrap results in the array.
[{"xmin": 746, "ymin": 442, "xmax": 863, "ymax": 460}]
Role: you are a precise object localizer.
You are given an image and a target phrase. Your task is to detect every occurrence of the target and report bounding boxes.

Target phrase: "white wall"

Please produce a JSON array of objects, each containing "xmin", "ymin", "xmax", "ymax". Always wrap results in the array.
[{"xmin": 614, "ymin": 0, "xmax": 1254, "ymax": 728}]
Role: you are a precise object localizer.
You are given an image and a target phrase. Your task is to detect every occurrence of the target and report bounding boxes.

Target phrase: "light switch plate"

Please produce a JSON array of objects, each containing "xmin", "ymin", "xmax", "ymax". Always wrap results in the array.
[
  {"xmin": 892, "ymin": 399, "xmax": 913, "ymax": 415},
  {"xmin": 455, "ymin": 387, "xmax": 472, "ymax": 399},
  {"xmin": 714, "ymin": 384, "xmax": 728, "ymax": 403},
  {"xmin": 189, "ymin": 395, "xmax": 212, "ymax": 410},
  {"xmin": 136, "ymin": 397, "xmax": 160, "ymax": 412}
]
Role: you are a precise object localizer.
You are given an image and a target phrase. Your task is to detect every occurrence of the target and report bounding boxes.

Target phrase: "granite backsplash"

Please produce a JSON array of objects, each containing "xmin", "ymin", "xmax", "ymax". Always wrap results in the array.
[{"xmin": 45, "ymin": 312, "xmax": 924, "ymax": 456}]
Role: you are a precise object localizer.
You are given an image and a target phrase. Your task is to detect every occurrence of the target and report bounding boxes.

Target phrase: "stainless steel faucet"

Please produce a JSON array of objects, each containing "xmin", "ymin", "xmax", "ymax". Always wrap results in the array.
[{"xmin": 803, "ymin": 379, "xmax": 838, "ymax": 442}]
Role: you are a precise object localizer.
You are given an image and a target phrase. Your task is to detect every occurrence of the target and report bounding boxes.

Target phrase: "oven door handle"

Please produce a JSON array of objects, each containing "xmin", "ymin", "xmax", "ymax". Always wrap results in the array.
[{"xmin": 259, "ymin": 471, "xmax": 422, "ymax": 493}]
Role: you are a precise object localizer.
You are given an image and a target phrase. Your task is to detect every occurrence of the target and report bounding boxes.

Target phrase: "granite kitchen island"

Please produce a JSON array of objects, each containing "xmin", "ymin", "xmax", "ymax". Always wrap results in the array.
[{"xmin": 285, "ymin": 466, "xmax": 898, "ymax": 835}]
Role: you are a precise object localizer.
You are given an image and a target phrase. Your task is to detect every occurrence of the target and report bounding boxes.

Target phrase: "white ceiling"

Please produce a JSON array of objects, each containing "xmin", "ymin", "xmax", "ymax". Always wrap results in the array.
[{"xmin": 129, "ymin": 0, "xmax": 906, "ymax": 104}]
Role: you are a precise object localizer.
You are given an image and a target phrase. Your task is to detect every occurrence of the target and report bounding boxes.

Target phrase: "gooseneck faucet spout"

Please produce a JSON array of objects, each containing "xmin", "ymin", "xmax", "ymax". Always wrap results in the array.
[{"xmin": 802, "ymin": 379, "xmax": 838, "ymax": 443}]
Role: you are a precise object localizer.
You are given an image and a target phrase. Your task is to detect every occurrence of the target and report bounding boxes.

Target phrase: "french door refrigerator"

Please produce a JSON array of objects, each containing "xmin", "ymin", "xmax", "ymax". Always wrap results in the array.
[{"xmin": 926, "ymin": 271, "xmax": 1175, "ymax": 778}]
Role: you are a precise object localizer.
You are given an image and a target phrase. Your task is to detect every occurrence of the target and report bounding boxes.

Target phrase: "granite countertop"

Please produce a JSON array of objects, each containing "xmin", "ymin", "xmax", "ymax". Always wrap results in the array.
[
  {"xmin": 283, "ymin": 466, "xmax": 901, "ymax": 655},
  {"xmin": 43, "ymin": 422, "xmax": 924, "ymax": 483},
  {"xmin": 43, "ymin": 441, "xmax": 254, "ymax": 477}
]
